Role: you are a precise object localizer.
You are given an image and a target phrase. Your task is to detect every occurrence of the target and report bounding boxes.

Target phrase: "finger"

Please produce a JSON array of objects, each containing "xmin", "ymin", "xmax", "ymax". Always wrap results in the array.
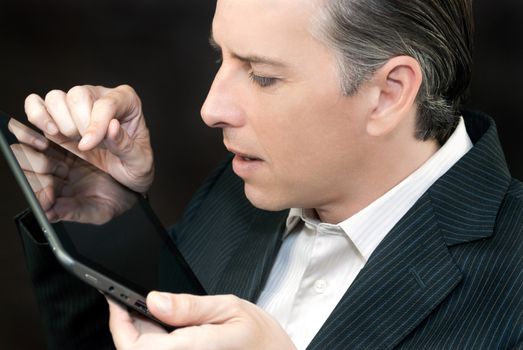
[
  {"xmin": 24, "ymin": 170, "xmax": 53, "ymax": 193},
  {"xmin": 11, "ymin": 143, "xmax": 69, "ymax": 178},
  {"xmin": 66, "ymin": 85, "xmax": 95, "ymax": 135},
  {"xmin": 107, "ymin": 296, "xmax": 141, "ymax": 349},
  {"xmin": 79, "ymin": 85, "xmax": 141, "ymax": 151},
  {"xmin": 49, "ymin": 197, "xmax": 79, "ymax": 222},
  {"xmin": 166, "ymin": 323, "xmax": 240, "ymax": 350},
  {"xmin": 8, "ymin": 118, "xmax": 49, "ymax": 151},
  {"xmin": 107, "ymin": 297, "xmax": 174, "ymax": 350},
  {"xmin": 146, "ymin": 293, "xmax": 241, "ymax": 327},
  {"xmin": 25, "ymin": 93, "xmax": 59, "ymax": 135},
  {"xmin": 103, "ymin": 118, "xmax": 154, "ymax": 194},
  {"xmin": 50, "ymin": 195, "xmax": 117, "ymax": 225},
  {"xmin": 24, "ymin": 173, "xmax": 56, "ymax": 212},
  {"xmin": 44, "ymin": 90, "xmax": 79, "ymax": 139},
  {"xmin": 132, "ymin": 315, "xmax": 168, "ymax": 335},
  {"xmin": 38, "ymin": 187, "xmax": 57, "ymax": 213},
  {"xmin": 24, "ymin": 170, "xmax": 65, "ymax": 208},
  {"xmin": 105, "ymin": 118, "xmax": 149, "ymax": 165}
]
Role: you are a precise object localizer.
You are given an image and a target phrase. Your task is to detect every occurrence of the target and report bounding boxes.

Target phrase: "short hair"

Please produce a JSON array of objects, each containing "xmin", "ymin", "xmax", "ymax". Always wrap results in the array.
[{"xmin": 314, "ymin": 0, "xmax": 474, "ymax": 144}]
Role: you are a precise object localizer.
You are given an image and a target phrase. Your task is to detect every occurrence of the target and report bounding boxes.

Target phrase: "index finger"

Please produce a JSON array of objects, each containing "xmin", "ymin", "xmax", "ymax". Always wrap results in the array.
[
  {"xmin": 78, "ymin": 85, "xmax": 141, "ymax": 151},
  {"xmin": 8, "ymin": 118, "xmax": 49, "ymax": 151},
  {"xmin": 146, "ymin": 293, "xmax": 242, "ymax": 327},
  {"xmin": 107, "ymin": 296, "xmax": 141, "ymax": 348},
  {"xmin": 107, "ymin": 297, "xmax": 172, "ymax": 349},
  {"xmin": 24, "ymin": 93, "xmax": 60, "ymax": 136}
]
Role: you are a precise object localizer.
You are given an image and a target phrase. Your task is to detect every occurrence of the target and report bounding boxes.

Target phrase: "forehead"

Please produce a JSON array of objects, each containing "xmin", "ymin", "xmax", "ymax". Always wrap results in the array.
[{"xmin": 212, "ymin": 0, "xmax": 322, "ymax": 59}]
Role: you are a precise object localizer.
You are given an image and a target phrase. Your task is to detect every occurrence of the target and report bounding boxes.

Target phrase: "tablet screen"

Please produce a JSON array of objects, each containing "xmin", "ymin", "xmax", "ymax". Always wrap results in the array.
[{"xmin": 0, "ymin": 113, "xmax": 205, "ymax": 296}]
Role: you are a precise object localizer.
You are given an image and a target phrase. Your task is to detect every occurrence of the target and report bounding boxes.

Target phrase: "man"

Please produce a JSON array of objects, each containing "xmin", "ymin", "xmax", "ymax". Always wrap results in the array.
[{"xmin": 12, "ymin": 0, "xmax": 522, "ymax": 349}]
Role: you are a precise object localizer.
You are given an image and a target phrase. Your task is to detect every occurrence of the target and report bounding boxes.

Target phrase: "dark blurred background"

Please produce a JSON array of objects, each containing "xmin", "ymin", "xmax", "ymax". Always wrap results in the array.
[{"xmin": 0, "ymin": 0, "xmax": 521, "ymax": 348}]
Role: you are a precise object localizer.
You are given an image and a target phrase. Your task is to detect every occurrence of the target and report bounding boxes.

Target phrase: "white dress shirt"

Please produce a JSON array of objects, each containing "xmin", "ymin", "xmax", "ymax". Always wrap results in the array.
[{"xmin": 256, "ymin": 118, "xmax": 473, "ymax": 349}]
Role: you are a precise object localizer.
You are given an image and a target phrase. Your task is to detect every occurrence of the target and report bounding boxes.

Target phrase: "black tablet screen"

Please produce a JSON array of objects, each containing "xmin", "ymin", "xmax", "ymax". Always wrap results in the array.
[{"xmin": 0, "ymin": 113, "xmax": 205, "ymax": 296}]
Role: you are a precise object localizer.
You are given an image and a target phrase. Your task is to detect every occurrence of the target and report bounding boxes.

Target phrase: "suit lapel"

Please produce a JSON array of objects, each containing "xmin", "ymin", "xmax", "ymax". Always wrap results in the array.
[
  {"xmin": 213, "ymin": 209, "xmax": 289, "ymax": 302},
  {"xmin": 307, "ymin": 195, "xmax": 462, "ymax": 350}
]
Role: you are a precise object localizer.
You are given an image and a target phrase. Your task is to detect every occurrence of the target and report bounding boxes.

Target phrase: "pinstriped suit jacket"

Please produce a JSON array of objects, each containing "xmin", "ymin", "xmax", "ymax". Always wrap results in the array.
[{"xmin": 18, "ymin": 110, "xmax": 523, "ymax": 349}]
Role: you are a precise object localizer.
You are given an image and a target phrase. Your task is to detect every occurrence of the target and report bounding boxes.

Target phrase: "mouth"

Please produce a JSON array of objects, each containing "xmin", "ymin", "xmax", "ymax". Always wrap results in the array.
[
  {"xmin": 226, "ymin": 146, "xmax": 263, "ymax": 162},
  {"xmin": 226, "ymin": 146, "xmax": 264, "ymax": 177},
  {"xmin": 237, "ymin": 154, "xmax": 262, "ymax": 162}
]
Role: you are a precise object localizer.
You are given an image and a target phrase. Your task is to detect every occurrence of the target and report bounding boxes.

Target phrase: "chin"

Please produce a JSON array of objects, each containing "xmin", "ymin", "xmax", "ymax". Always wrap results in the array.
[{"xmin": 243, "ymin": 183, "xmax": 290, "ymax": 212}]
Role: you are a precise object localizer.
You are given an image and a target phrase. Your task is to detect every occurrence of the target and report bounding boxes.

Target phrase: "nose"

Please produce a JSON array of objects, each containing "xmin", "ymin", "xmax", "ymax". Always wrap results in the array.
[{"xmin": 201, "ymin": 65, "xmax": 245, "ymax": 129}]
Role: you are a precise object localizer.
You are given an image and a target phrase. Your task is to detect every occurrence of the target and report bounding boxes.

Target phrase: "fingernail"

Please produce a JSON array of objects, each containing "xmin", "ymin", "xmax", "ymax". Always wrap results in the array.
[
  {"xmin": 46, "ymin": 122, "xmax": 58, "ymax": 135},
  {"xmin": 34, "ymin": 138, "xmax": 48, "ymax": 149},
  {"xmin": 150, "ymin": 292, "xmax": 171, "ymax": 314},
  {"xmin": 79, "ymin": 133, "xmax": 93, "ymax": 149}
]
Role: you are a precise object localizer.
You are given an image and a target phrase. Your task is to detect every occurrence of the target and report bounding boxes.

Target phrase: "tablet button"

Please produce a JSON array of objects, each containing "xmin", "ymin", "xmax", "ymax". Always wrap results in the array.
[{"xmin": 84, "ymin": 274, "xmax": 98, "ymax": 284}]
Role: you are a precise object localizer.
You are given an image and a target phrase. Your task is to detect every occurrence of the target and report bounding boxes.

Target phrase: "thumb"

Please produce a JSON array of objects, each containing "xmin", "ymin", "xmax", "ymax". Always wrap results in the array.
[
  {"xmin": 146, "ymin": 292, "xmax": 239, "ymax": 327},
  {"xmin": 104, "ymin": 118, "xmax": 136, "ymax": 160},
  {"xmin": 78, "ymin": 84, "xmax": 141, "ymax": 151},
  {"xmin": 102, "ymin": 118, "xmax": 153, "ymax": 193}
]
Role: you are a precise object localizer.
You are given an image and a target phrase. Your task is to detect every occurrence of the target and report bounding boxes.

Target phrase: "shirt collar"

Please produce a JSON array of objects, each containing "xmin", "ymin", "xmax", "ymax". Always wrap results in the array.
[
  {"xmin": 284, "ymin": 117, "xmax": 473, "ymax": 261},
  {"xmin": 285, "ymin": 208, "xmax": 323, "ymax": 235}
]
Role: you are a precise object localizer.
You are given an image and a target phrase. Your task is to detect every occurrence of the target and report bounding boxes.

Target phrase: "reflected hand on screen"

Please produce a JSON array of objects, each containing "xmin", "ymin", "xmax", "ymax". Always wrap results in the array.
[{"xmin": 8, "ymin": 118, "xmax": 137, "ymax": 225}]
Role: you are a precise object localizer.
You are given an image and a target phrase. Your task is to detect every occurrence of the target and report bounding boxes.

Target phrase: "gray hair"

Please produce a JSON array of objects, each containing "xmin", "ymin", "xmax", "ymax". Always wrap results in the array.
[{"xmin": 314, "ymin": 0, "xmax": 474, "ymax": 144}]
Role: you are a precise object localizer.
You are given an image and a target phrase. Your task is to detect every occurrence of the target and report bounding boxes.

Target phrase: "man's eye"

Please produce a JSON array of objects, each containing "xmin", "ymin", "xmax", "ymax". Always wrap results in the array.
[{"xmin": 248, "ymin": 71, "xmax": 277, "ymax": 88}]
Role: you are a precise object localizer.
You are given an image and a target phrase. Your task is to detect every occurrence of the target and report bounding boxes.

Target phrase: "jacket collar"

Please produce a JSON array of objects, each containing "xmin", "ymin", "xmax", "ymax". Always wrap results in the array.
[{"xmin": 429, "ymin": 110, "xmax": 511, "ymax": 246}]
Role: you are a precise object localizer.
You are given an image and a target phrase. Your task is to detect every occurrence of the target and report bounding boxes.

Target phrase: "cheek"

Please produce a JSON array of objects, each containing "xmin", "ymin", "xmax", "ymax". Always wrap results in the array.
[{"xmin": 252, "ymin": 90, "xmax": 360, "ymax": 168}]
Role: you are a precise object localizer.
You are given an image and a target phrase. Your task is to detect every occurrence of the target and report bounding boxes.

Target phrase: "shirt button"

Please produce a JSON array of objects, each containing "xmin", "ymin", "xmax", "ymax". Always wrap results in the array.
[{"xmin": 314, "ymin": 279, "xmax": 327, "ymax": 294}]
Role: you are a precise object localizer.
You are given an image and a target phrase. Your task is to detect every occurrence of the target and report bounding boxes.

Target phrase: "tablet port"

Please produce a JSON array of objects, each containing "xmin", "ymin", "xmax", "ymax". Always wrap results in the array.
[
  {"xmin": 134, "ymin": 300, "xmax": 149, "ymax": 314},
  {"xmin": 108, "ymin": 286, "xmax": 114, "ymax": 293},
  {"xmin": 120, "ymin": 293, "xmax": 129, "ymax": 300}
]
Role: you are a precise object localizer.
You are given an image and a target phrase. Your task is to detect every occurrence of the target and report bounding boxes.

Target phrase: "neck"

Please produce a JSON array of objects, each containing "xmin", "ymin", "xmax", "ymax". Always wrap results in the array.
[{"xmin": 314, "ymin": 137, "xmax": 440, "ymax": 224}]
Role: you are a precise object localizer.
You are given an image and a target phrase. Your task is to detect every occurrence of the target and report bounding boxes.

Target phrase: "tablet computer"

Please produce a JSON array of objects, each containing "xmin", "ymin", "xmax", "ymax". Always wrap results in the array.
[{"xmin": 0, "ymin": 111, "xmax": 206, "ymax": 325}]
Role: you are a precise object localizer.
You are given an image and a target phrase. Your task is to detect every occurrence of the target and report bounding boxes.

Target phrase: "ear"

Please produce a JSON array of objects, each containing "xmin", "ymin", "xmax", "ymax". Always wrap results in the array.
[{"xmin": 366, "ymin": 56, "xmax": 422, "ymax": 137}]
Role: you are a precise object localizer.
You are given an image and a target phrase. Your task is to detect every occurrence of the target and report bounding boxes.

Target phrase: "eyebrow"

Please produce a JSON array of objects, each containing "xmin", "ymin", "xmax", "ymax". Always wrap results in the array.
[{"xmin": 209, "ymin": 33, "xmax": 288, "ymax": 68}]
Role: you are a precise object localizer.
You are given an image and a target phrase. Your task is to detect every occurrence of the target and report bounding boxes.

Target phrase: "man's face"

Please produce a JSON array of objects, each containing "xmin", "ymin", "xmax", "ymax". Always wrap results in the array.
[{"xmin": 201, "ymin": 0, "xmax": 374, "ymax": 211}]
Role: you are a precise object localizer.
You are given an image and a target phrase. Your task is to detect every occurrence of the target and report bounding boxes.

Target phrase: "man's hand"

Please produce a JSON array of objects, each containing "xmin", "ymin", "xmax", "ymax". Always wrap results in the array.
[
  {"xmin": 107, "ymin": 292, "xmax": 297, "ymax": 350},
  {"xmin": 23, "ymin": 84, "xmax": 154, "ymax": 193}
]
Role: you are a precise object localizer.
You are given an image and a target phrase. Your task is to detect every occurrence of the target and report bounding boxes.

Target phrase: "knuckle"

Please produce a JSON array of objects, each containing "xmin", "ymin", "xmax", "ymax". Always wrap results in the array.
[
  {"xmin": 223, "ymin": 294, "xmax": 244, "ymax": 311},
  {"xmin": 117, "ymin": 84, "xmax": 142, "ymax": 110},
  {"xmin": 117, "ymin": 84, "xmax": 136, "ymax": 96},
  {"xmin": 27, "ymin": 107, "xmax": 47, "ymax": 124},
  {"xmin": 24, "ymin": 93, "xmax": 40, "ymax": 107},
  {"xmin": 44, "ymin": 89, "xmax": 66, "ymax": 105},
  {"xmin": 25, "ymin": 95, "xmax": 44, "ymax": 121},
  {"xmin": 66, "ymin": 86, "xmax": 89, "ymax": 105},
  {"xmin": 96, "ymin": 96, "xmax": 118, "ymax": 112},
  {"xmin": 182, "ymin": 296, "xmax": 199, "ymax": 315}
]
